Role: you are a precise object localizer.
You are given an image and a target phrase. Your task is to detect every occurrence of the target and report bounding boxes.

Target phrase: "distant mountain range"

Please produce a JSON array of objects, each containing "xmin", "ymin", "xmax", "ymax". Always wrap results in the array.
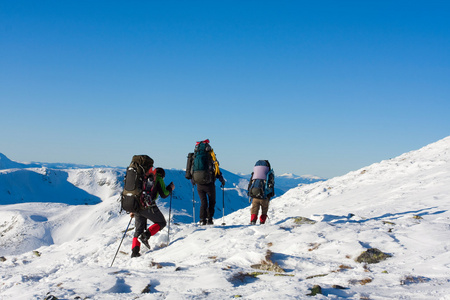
[{"xmin": 0, "ymin": 153, "xmax": 325, "ymax": 223}]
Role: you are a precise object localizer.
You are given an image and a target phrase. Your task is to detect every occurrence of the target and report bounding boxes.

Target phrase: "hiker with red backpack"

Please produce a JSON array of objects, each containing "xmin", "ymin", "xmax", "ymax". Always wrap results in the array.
[
  {"xmin": 185, "ymin": 139, "xmax": 225, "ymax": 225},
  {"xmin": 248, "ymin": 160, "xmax": 275, "ymax": 225},
  {"xmin": 129, "ymin": 166, "xmax": 174, "ymax": 258}
]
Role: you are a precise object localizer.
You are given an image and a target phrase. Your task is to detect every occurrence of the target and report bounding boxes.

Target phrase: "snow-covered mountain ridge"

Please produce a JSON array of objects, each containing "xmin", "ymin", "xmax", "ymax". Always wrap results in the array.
[
  {"xmin": 281, "ymin": 136, "xmax": 449, "ymax": 207},
  {"xmin": 0, "ymin": 136, "xmax": 449, "ymax": 299},
  {"xmin": 0, "ymin": 154, "xmax": 323, "ymax": 221}
]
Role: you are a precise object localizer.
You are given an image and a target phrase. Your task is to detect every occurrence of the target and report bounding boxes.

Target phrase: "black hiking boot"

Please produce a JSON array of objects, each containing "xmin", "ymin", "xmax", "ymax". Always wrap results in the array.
[
  {"xmin": 139, "ymin": 230, "xmax": 151, "ymax": 249},
  {"xmin": 200, "ymin": 219, "xmax": 207, "ymax": 226},
  {"xmin": 250, "ymin": 221, "xmax": 256, "ymax": 225},
  {"xmin": 207, "ymin": 218, "xmax": 214, "ymax": 225},
  {"xmin": 131, "ymin": 246, "xmax": 141, "ymax": 258}
]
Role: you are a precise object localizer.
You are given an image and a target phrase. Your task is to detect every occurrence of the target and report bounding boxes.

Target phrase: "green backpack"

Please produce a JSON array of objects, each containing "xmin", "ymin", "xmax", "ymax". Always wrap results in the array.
[{"xmin": 192, "ymin": 141, "xmax": 214, "ymax": 184}]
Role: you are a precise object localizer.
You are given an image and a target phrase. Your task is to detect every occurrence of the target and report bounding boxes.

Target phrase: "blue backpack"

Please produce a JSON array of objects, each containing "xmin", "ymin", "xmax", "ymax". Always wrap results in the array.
[{"xmin": 248, "ymin": 160, "xmax": 275, "ymax": 200}]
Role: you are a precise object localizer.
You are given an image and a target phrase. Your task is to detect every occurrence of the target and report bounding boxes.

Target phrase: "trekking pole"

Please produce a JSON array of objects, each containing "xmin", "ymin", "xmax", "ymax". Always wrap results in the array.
[
  {"xmin": 167, "ymin": 192, "xmax": 173, "ymax": 245},
  {"xmin": 221, "ymin": 185, "xmax": 226, "ymax": 225},
  {"xmin": 110, "ymin": 216, "xmax": 132, "ymax": 268},
  {"xmin": 192, "ymin": 184, "xmax": 196, "ymax": 224}
]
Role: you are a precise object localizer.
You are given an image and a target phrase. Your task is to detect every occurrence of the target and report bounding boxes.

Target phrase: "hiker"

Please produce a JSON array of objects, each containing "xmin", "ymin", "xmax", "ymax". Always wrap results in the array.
[
  {"xmin": 248, "ymin": 160, "xmax": 275, "ymax": 225},
  {"xmin": 186, "ymin": 139, "xmax": 225, "ymax": 225},
  {"xmin": 130, "ymin": 167, "xmax": 175, "ymax": 258}
]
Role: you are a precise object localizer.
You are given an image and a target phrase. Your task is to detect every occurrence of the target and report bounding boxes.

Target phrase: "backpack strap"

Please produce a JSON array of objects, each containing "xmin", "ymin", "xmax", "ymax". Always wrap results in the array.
[
  {"xmin": 141, "ymin": 168, "xmax": 157, "ymax": 208},
  {"xmin": 264, "ymin": 169, "xmax": 275, "ymax": 199},
  {"xmin": 247, "ymin": 172, "xmax": 254, "ymax": 192},
  {"xmin": 210, "ymin": 149, "xmax": 220, "ymax": 176}
]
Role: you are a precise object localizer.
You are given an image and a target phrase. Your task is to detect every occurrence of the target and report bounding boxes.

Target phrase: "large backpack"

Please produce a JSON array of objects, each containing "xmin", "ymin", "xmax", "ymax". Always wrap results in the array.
[
  {"xmin": 185, "ymin": 152, "xmax": 194, "ymax": 180},
  {"xmin": 248, "ymin": 160, "xmax": 275, "ymax": 200},
  {"xmin": 121, "ymin": 155, "xmax": 155, "ymax": 213},
  {"xmin": 187, "ymin": 140, "xmax": 220, "ymax": 184}
]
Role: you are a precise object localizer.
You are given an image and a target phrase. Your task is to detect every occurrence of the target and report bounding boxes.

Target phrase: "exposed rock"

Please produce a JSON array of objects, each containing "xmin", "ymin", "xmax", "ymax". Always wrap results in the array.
[
  {"xmin": 382, "ymin": 220, "xmax": 396, "ymax": 225},
  {"xmin": 400, "ymin": 275, "xmax": 430, "ymax": 285},
  {"xmin": 332, "ymin": 285, "xmax": 348, "ymax": 289},
  {"xmin": 356, "ymin": 248, "xmax": 392, "ymax": 264},
  {"xmin": 251, "ymin": 250, "xmax": 286, "ymax": 273},
  {"xmin": 349, "ymin": 278, "xmax": 373, "ymax": 285},
  {"xmin": 293, "ymin": 217, "xmax": 317, "ymax": 225},
  {"xmin": 141, "ymin": 283, "xmax": 151, "ymax": 293},
  {"xmin": 229, "ymin": 271, "xmax": 265, "ymax": 284},
  {"xmin": 251, "ymin": 263, "xmax": 285, "ymax": 273},
  {"xmin": 307, "ymin": 285, "xmax": 322, "ymax": 296}
]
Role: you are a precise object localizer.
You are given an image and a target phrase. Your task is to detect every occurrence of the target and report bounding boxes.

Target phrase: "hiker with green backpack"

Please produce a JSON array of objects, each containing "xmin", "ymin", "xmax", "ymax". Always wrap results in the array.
[{"xmin": 185, "ymin": 139, "xmax": 225, "ymax": 225}]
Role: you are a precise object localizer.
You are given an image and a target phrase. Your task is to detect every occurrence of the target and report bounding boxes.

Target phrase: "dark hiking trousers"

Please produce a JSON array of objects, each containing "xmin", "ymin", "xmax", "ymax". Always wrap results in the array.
[
  {"xmin": 197, "ymin": 182, "xmax": 216, "ymax": 221},
  {"xmin": 134, "ymin": 205, "xmax": 167, "ymax": 238}
]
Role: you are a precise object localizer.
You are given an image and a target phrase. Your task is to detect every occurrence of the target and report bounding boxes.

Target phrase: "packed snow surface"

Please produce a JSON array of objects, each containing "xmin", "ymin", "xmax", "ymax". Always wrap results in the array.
[{"xmin": 1, "ymin": 136, "xmax": 449, "ymax": 299}]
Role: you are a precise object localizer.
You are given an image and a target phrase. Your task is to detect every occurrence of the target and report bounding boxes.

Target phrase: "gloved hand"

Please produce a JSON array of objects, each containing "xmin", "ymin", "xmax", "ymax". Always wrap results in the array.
[
  {"xmin": 220, "ymin": 178, "xmax": 225, "ymax": 187},
  {"xmin": 169, "ymin": 182, "xmax": 175, "ymax": 191},
  {"xmin": 130, "ymin": 213, "xmax": 135, "ymax": 218}
]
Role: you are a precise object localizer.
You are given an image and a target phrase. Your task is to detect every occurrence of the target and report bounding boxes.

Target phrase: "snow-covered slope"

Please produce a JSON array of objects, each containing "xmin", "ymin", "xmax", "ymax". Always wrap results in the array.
[{"xmin": 0, "ymin": 136, "xmax": 449, "ymax": 299}]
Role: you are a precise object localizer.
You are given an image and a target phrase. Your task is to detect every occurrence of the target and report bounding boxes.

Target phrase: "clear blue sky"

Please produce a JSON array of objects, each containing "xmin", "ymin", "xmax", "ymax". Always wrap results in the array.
[{"xmin": 1, "ymin": 1, "xmax": 449, "ymax": 178}]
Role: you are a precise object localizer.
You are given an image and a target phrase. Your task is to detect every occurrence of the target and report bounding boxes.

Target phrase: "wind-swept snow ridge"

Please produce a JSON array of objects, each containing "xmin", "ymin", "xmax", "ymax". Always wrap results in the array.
[{"xmin": 0, "ymin": 136, "xmax": 449, "ymax": 299}]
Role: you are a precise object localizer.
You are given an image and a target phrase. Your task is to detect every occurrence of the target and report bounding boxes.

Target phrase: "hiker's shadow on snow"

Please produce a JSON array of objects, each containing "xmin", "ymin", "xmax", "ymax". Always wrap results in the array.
[
  {"xmin": 274, "ymin": 207, "xmax": 444, "ymax": 227},
  {"xmin": 322, "ymin": 207, "xmax": 442, "ymax": 224},
  {"xmin": 105, "ymin": 278, "xmax": 132, "ymax": 293}
]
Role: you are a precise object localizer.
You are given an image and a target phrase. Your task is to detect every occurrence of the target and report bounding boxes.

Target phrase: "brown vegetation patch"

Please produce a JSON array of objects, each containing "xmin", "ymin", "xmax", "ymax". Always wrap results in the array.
[{"xmin": 349, "ymin": 278, "xmax": 373, "ymax": 285}]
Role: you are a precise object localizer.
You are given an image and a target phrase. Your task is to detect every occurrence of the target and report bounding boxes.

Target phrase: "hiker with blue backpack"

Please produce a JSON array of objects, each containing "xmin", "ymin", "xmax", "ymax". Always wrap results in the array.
[
  {"xmin": 248, "ymin": 160, "xmax": 275, "ymax": 225},
  {"xmin": 185, "ymin": 139, "xmax": 225, "ymax": 225}
]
